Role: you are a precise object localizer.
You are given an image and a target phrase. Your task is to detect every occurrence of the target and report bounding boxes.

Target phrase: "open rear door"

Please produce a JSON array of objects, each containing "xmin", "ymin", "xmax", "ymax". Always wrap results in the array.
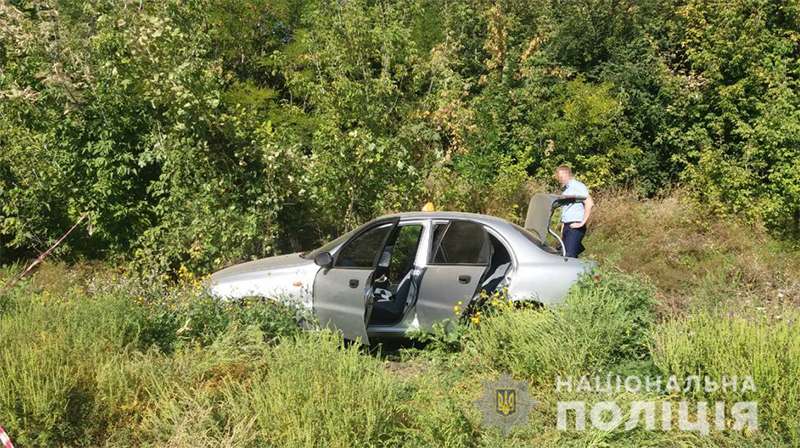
[{"xmin": 415, "ymin": 220, "xmax": 491, "ymax": 329}]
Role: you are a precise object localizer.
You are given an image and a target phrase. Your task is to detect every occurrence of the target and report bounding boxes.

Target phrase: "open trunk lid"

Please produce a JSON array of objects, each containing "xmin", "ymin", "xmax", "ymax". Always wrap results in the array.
[{"xmin": 524, "ymin": 193, "xmax": 587, "ymax": 247}]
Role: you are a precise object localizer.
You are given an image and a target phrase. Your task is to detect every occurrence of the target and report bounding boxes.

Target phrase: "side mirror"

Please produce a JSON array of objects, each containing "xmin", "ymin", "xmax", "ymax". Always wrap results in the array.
[{"xmin": 314, "ymin": 251, "xmax": 333, "ymax": 268}]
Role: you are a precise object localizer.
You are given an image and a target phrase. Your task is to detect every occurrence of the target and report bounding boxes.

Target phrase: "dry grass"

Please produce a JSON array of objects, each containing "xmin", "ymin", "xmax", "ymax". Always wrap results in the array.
[{"xmin": 584, "ymin": 190, "xmax": 800, "ymax": 318}]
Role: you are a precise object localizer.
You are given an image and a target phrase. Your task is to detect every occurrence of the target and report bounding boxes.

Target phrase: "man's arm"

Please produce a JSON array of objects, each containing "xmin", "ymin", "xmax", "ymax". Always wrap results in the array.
[{"xmin": 570, "ymin": 194, "xmax": 594, "ymax": 228}]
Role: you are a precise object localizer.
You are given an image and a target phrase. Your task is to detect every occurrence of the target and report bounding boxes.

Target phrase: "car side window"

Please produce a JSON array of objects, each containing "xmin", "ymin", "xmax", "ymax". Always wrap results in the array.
[
  {"xmin": 430, "ymin": 221, "xmax": 490, "ymax": 265},
  {"xmin": 335, "ymin": 224, "xmax": 393, "ymax": 268},
  {"xmin": 386, "ymin": 224, "xmax": 423, "ymax": 283}
]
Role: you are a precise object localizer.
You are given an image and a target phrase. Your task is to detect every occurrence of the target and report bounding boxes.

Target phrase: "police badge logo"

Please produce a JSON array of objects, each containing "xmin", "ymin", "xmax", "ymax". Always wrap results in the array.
[
  {"xmin": 475, "ymin": 374, "xmax": 536, "ymax": 434},
  {"xmin": 495, "ymin": 388, "xmax": 516, "ymax": 416}
]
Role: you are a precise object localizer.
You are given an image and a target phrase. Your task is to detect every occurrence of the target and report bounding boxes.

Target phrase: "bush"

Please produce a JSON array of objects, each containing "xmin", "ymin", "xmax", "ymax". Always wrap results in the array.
[
  {"xmin": 466, "ymin": 269, "xmax": 656, "ymax": 384},
  {"xmin": 138, "ymin": 294, "xmax": 305, "ymax": 352}
]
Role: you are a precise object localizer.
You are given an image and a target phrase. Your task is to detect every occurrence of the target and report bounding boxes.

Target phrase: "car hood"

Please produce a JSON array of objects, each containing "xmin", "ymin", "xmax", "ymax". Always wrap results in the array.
[
  {"xmin": 210, "ymin": 252, "xmax": 313, "ymax": 283},
  {"xmin": 208, "ymin": 253, "xmax": 320, "ymax": 310},
  {"xmin": 524, "ymin": 193, "xmax": 587, "ymax": 244}
]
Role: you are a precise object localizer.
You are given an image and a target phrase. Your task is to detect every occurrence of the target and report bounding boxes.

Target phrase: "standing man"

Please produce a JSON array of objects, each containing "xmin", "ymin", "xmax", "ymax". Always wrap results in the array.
[{"xmin": 555, "ymin": 165, "xmax": 593, "ymax": 258}]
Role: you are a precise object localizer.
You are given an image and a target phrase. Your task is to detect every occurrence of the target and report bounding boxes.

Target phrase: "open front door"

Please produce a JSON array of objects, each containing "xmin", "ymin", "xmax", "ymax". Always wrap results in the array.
[{"xmin": 312, "ymin": 219, "xmax": 398, "ymax": 344}]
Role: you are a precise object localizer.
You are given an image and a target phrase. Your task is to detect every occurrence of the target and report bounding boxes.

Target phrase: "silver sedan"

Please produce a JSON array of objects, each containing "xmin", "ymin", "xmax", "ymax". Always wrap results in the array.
[{"xmin": 209, "ymin": 194, "xmax": 594, "ymax": 344}]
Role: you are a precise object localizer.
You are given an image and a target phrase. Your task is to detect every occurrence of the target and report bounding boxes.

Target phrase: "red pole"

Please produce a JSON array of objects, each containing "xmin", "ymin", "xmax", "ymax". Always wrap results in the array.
[{"xmin": 0, "ymin": 426, "xmax": 15, "ymax": 448}]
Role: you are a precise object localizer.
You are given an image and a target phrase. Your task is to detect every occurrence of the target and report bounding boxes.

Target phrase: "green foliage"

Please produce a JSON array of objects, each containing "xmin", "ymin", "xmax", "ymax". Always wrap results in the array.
[
  {"xmin": 407, "ymin": 319, "xmax": 470, "ymax": 353},
  {"xmin": 138, "ymin": 294, "xmax": 305, "ymax": 352},
  {"xmin": 653, "ymin": 312, "xmax": 800, "ymax": 445},
  {"xmin": 667, "ymin": 0, "xmax": 800, "ymax": 234},
  {"xmin": 466, "ymin": 269, "xmax": 657, "ymax": 383},
  {"xmin": 1, "ymin": 0, "xmax": 799, "ymax": 270},
  {"xmin": 0, "ymin": 277, "xmax": 306, "ymax": 446}
]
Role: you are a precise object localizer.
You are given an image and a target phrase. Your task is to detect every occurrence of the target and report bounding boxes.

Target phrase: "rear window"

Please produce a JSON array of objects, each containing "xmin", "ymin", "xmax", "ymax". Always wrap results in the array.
[{"xmin": 512, "ymin": 223, "xmax": 559, "ymax": 254}]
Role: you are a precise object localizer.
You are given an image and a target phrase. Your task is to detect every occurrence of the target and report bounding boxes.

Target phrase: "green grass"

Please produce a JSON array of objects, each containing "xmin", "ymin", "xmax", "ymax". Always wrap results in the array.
[
  {"xmin": 0, "ymin": 291, "xmax": 142, "ymax": 445},
  {"xmin": 0, "ymin": 273, "xmax": 477, "ymax": 447},
  {"xmin": 465, "ymin": 270, "xmax": 657, "ymax": 385},
  {"xmin": 653, "ymin": 312, "xmax": 800, "ymax": 444},
  {"xmin": 0, "ymin": 275, "xmax": 309, "ymax": 446},
  {"xmin": 1, "ymin": 193, "xmax": 800, "ymax": 447},
  {"xmin": 0, "ymin": 268, "xmax": 796, "ymax": 447}
]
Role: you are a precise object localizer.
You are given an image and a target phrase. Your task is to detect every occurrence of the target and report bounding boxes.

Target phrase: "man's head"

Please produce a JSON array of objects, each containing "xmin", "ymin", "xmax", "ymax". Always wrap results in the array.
[{"xmin": 555, "ymin": 165, "xmax": 573, "ymax": 187}]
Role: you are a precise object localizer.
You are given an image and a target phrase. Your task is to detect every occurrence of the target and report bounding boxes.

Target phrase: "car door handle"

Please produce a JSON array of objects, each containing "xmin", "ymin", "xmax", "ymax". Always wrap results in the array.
[
  {"xmin": 458, "ymin": 275, "xmax": 471, "ymax": 284},
  {"xmin": 349, "ymin": 279, "xmax": 359, "ymax": 288}
]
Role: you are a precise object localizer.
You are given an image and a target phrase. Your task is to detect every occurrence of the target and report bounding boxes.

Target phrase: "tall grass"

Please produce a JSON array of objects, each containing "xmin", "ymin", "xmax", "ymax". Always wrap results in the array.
[
  {"xmin": 653, "ymin": 312, "xmax": 800, "ymax": 445},
  {"xmin": 466, "ymin": 269, "xmax": 657, "ymax": 383},
  {"xmin": 221, "ymin": 332, "xmax": 408, "ymax": 447},
  {"xmin": 0, "ymin": 273, "xmax": 476, "ymax": 447},
  {"xmin": 0, "ymin": 291, "xmax": 143, "ymax": 445},
  {"xmin": 585, "ymin": 191, "xmax": 800, "ymax": 317},
  {"xmin": 0, "ymin": 276, "xmax": 307, "ymax": 446},
  {"xmin": 2, "ymin": 241, "xmax": 799, "ymax": 447}
]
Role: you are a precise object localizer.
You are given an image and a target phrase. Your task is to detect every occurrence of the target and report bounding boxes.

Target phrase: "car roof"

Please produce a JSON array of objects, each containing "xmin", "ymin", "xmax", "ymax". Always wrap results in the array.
[
  {"xmin": 372, "ymin": 211, "xmax": 561, "ymax": 262},
  {"xmin": 375, "ymin": 211, "xmax": 513, "ymax": 227}
]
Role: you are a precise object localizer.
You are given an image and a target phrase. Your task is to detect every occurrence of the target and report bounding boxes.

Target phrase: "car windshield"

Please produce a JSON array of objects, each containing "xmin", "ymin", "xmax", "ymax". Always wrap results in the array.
[{"xmin": 300, "ymin": 227, "xmax": 359, "ymax": 260}]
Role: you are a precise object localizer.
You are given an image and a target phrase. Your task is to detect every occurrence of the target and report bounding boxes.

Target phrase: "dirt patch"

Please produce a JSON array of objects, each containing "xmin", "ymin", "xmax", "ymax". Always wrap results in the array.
[{"xmin": 384, "ymin": 360, "xmax": 429, "ymax": 378}]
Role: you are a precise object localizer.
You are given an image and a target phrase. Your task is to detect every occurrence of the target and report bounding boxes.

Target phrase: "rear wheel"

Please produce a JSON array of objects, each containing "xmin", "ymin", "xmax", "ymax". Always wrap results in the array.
[{"xmin": 462, "ymin": 295, "xmax": 542, "ymax": 323}]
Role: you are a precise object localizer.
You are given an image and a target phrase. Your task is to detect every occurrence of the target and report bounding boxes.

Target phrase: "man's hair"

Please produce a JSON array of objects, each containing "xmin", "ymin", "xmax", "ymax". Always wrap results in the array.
[{"xmin": 555, "ymin": 165, "xmax": 572, "ymax": 175}]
